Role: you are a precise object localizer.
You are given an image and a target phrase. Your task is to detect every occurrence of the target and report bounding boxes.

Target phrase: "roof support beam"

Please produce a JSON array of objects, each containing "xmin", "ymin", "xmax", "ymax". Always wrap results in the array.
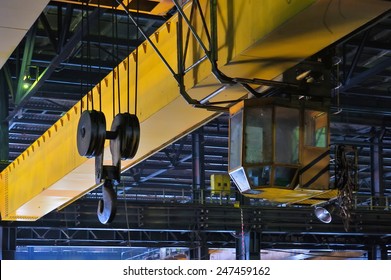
[
  {"xmin": 341, "ymin": 56, "xmax": 391, "ymax": 92},
  {"xmin": 7, "ymin": 8, "xmax": 103, "ymax": 122},
  {"xmin": 344, "ymin": 29, "xmax": 370, "ymax": 85},
  {"xmin": 15, "ymin": 23, "xmax": 37, "ymax": 106},
  {"xmin": 57, "ymin": 4, "xmax": 74, "ymax": 53},
  {"xmin": 39, "ymin": 13, "xmax": 59, "ymax": 52}
]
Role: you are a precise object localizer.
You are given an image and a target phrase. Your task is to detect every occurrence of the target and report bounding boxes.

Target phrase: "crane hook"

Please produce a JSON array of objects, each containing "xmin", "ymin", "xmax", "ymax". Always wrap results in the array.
[{"xmin": 97, "ymin": 180, "xmax": 117, "ymax": 224}]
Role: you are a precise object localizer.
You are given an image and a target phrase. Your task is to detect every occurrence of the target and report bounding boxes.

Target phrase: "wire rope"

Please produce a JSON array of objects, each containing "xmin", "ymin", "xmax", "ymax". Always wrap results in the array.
[
  {"xmin": 115, "ymin": 4, "xmax": 121, "ymax": 114},
  {"xmin": 134, "ymin": 0, "xmax": 140, "ymax": 115},
  {"xmin": 98, "ymin": 0, "xmax": 102, "ymax": 111},
  {"xmin": 86, "ymin": 0, "xmax": 94, "ymax": 110},
  {"xmin": 111, "ymin": 1, "xmax": 116, "ymax": 118}
]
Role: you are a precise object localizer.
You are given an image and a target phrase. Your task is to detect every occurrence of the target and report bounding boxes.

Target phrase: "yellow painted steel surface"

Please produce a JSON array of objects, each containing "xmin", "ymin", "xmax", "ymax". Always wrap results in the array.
[
  {"xmin": 245, "ymin": 188, "xmax": 339, "ymax": 205},
  {"xmin": 53, "ymin": 0, "xmax": 175, "ymax": 16},
  {"xmin": 1, "ymin": 0, "xmax": 391, "ymax": 221}
]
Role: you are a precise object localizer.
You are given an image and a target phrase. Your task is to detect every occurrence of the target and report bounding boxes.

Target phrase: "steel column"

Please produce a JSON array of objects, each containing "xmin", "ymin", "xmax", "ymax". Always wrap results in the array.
[
  {"xmin": 189, "ymin": 239, "xmax": 209, "ymax": 260},
  {"xmin": 192, "ymin": 128, "xmax": 205, "ymax": 204},
  {"xmin": 249, "ymin": 231, "xmax": 261, "ymax": 260},
  {"xmin": 237, "ymin": 231, "xmax": 261, "ymax": 260},
  {"xmin": 367, "ymin": 244, "xmax": 389, "ymax": 260},
  {"xmin": 235, "ymin": 230, "xmax": 246, "ymax": 260},
  {"xmin": 370, "ymin": 128, "xmax": 385, "ymax": 201},
  {"xmin": 380, "ymin": 246, "xmax": 389, "ymax": 260},
  {"xmin": 367, "ymin": 245, "xmax": 380, "ymax": 260},
  {"xmin": 1, "ymin": 226, "xmax": 16, "ymax": 260},
  {"xmin": 0, "ymin": 71, "xmax": 9, "ymax": 170},
  {"xmin": 15, "ymin": 23, "xmax": 37, "ymax": 105}
]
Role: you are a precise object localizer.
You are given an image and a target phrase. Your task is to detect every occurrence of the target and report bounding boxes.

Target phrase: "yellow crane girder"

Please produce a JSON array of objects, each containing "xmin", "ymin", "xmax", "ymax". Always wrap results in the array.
[
  {"xmin": 52, "ymin": 0, "xmax": 175, "ymax": 16},
  {"xmin": 1, "ymin": 0, "xmax": 390, "ymax": 221}
]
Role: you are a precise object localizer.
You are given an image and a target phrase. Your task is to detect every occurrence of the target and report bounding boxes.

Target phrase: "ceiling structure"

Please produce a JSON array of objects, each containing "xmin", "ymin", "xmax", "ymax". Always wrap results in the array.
[
  {"xmin": 1, "ymin": 0, "xmax": 391, "ymax": 260},
  {"xmin": 0, "ymin": 0, "xmax": 50, "ymax": 69}
]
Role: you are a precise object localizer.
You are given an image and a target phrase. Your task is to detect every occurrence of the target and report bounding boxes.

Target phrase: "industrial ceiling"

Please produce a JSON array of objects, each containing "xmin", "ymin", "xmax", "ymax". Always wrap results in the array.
[{"xmin": 1, "ymin": 0, "xmax": 391, "ymax": 260}]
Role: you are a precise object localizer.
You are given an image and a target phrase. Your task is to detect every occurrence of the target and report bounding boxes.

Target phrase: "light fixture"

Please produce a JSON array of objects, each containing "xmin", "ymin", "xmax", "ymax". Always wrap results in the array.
[
  {"xmin": 22, "ymin": 65, "xmax": 39, "ymax": 90},
  {"xmin": 23, "ymin": 72, "xmax": 31, "ymax": 89},
  {"xmin": 296, "ymin": 69, "xmax": 312, "ymax": 81},
  {"xmin": 314, "ymin": 204, "xmax": 336, "ymax": 224}
]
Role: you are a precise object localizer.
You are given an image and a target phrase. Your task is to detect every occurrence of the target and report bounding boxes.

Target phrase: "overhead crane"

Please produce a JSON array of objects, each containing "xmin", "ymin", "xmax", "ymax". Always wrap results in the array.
[{"xmin": 1, "ymin": 0, "xmax": 391, "ymax": 222}]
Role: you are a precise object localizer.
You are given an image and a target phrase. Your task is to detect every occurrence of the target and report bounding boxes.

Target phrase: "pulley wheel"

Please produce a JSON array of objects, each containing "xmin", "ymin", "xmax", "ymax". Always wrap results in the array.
[
  {"xmin": 77, "ymin": 110, "xmax": 106, "ymax": 157},
  {"xmin": 110, "ymin": 113, "xmax": 140, "ymax": 160}
]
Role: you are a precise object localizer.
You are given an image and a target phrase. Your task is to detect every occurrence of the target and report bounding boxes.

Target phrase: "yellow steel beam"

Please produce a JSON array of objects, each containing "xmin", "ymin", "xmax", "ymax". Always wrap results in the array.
[
  {"xmin": 245, "ymin": 189, "xmax": 339, "ymax": 205},
  {"xmin": 52, "ymin": 0, "xmax": 175, "ymax": 16},
  {"xmin": 1, "ymin": 0, "xmax": 390, "ymax": 221}
]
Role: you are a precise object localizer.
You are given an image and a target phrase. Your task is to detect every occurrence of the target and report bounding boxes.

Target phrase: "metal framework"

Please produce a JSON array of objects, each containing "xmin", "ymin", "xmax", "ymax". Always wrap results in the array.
[
  {"xmin": 1, "ymin": 0, "xmax": 391, "ymax": 259},
  {"xmin": 6, "ymin": 200, "xmax": 391, "ymax": 259}
]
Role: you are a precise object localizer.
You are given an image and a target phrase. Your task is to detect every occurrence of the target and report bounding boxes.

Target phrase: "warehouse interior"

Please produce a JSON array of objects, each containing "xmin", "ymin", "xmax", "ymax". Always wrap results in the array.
[{"xmin": 1, "ymin": 0, "xmax": 391, "ymax": 260}]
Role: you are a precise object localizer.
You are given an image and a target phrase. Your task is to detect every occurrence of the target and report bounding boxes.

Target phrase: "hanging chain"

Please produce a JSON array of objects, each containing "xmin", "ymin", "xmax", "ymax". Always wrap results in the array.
[
  {"xmin": 333, "ymin": 55, "xmax": 342, "ymax": 115},
  {"xmin": 240, "ymin": 208, "xmax": 246, "ymax": 259},
  {"xmin": 335, "ymin": 145, "xmax": 358, "ymax": 231}
]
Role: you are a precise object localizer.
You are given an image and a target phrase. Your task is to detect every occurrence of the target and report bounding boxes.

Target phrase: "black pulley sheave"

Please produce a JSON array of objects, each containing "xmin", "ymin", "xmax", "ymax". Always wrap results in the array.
[
  {"xmin": 110, "ymin": 112, "xmax": 140, "ymax": 160},
  {"xmin": 77, "ymin": 110, "xmax": 106, "ymax": 157},
  {"xmin": 76, "ymin": 110, "xmax": 141, "ymax": 224}
]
